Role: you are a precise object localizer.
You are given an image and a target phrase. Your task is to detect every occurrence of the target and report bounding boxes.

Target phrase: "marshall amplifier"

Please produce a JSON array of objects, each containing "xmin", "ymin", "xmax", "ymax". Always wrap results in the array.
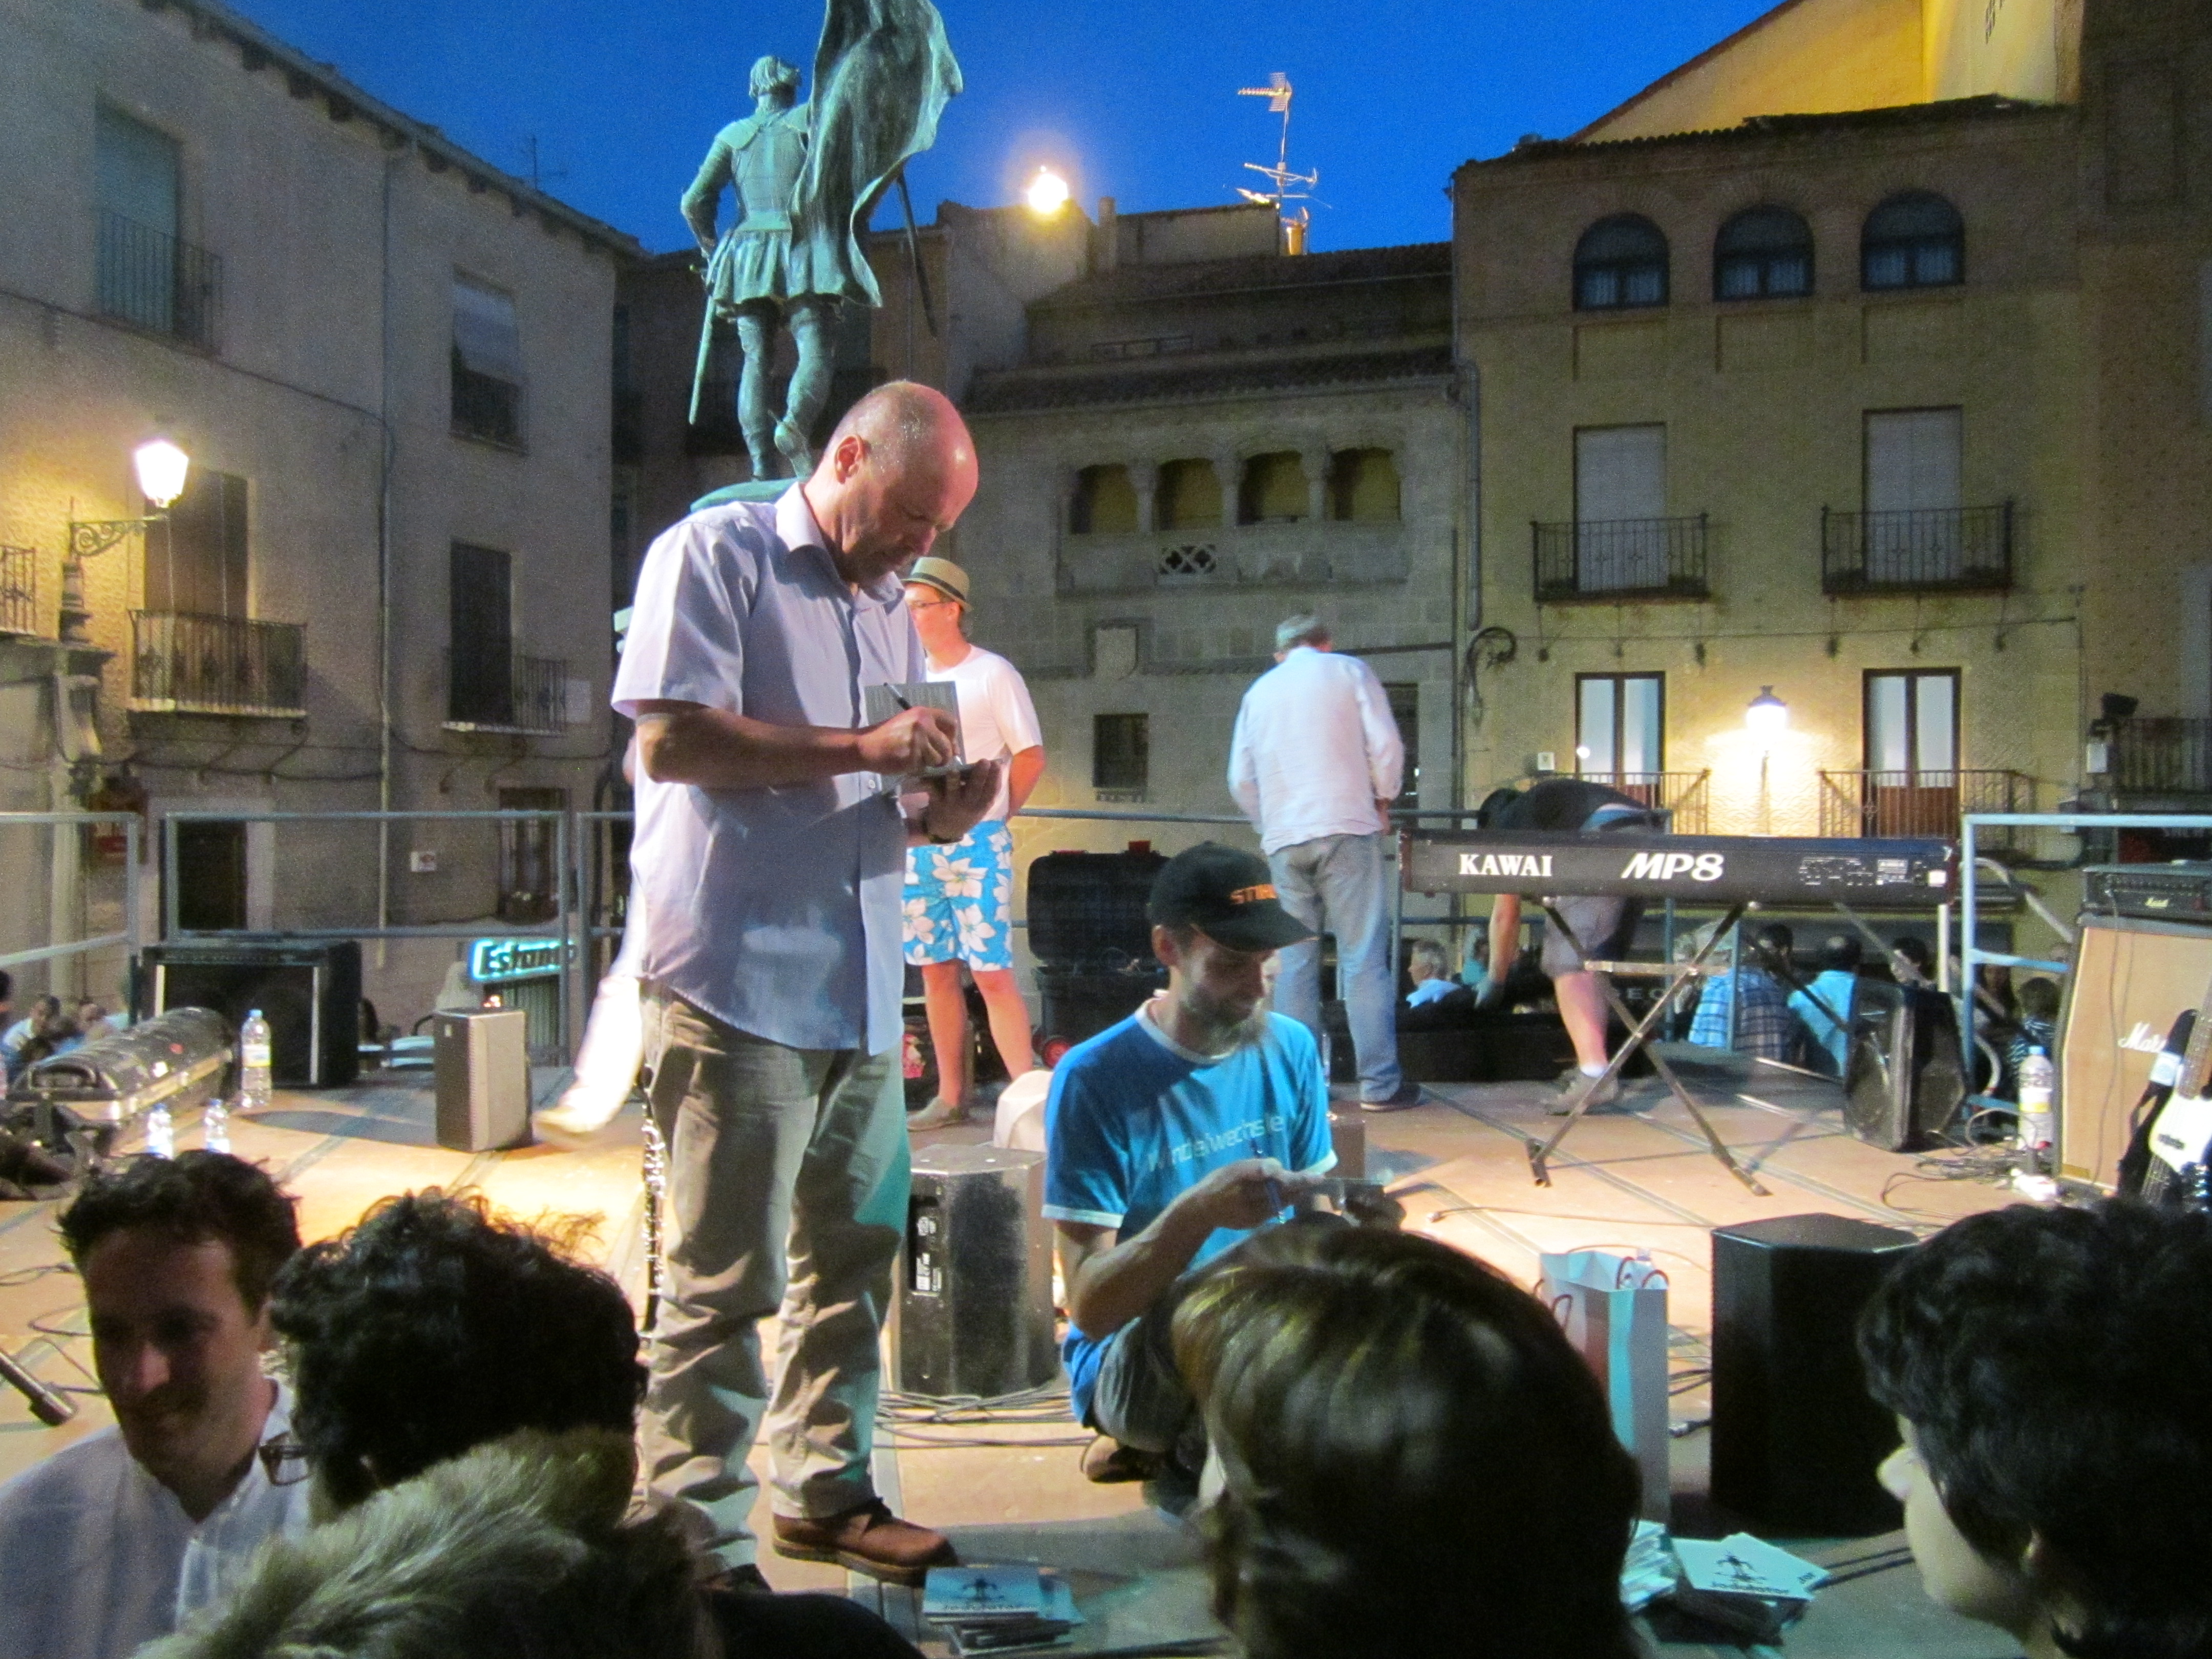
[{"xmin": 2082, "ymin": 863, "xmax": 2212, "ymax": 924}]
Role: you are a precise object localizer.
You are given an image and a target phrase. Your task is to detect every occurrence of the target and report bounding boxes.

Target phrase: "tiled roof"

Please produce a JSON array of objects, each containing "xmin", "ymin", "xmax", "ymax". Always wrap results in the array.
[
  {"xmin": 965, "ymin": 343, "xmax": 1455, "ymax": 415},
  {"xmin": 1468, "ymin": 95, "xmax": 2065, "ymax": 173},
  {"xmin": 1030, "ymin": 242, "xmax": 1451, "ymax": 311}
]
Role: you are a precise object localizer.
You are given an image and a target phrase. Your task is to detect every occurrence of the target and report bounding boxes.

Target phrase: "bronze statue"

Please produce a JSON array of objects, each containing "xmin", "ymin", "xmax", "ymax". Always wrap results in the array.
[{"xmin": 683, "ymin": 0, "xmax": 961, "ymax": 482}]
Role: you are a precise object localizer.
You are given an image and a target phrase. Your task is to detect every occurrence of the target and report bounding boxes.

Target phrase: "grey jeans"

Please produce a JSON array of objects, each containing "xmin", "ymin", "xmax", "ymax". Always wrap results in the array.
[
  {"xmin": 1268, "ymin": 832, "xmax": 1402, "ymax": 1100},
  {"xmin": 1088, "ymin": 1275, "xmax": 1207, "ymax": 1476},
  {"xmin": 639, "ymin": 988, "xmax": 911, "ymax": 1568}
]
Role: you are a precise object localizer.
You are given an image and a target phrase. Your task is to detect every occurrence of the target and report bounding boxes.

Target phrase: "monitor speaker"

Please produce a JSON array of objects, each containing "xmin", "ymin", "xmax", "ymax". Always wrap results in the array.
[
  {"xmin": 1710, "ymin": 1213, "xmax": 1917, "ymax": 1535},
  {"xmin": 138, "ymin": 938, "xmax": 360, "ymax": 1088},
  {"xmin": 433, "ymin": 1009, "xmax": 532, "ymax": 1152},
  {"xmin": 1841, "ymin": 981, "xmax": 1965, "ymax": 1152},
  {"xmin": 894, "ymin": 1144, "xmax": 1056, "ymax": 1398},
  {"xmin": 2059, "ymin": 915, "xmax": 2212, "ymax": 1192}
]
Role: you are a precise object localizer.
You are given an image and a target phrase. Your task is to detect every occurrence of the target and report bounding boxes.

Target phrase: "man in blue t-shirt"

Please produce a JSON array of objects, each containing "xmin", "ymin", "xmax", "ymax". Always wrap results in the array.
[{"xmin": 1044, "ymin": 843, "xmax": 1337, "ymax": 1485}]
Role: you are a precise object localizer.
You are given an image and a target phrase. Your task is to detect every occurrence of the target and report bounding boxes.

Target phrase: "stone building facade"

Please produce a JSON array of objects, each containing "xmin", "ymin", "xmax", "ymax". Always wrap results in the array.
[{"xmin": 0, "ymin": 0, "xmax": 636, "ymax": 1014}]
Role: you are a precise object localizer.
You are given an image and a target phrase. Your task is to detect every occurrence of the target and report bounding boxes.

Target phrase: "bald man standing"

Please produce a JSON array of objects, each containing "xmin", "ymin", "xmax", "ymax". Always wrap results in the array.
[{"xmin": 616, "ymin": 382, "xmax": 999, "ymax": 1587}]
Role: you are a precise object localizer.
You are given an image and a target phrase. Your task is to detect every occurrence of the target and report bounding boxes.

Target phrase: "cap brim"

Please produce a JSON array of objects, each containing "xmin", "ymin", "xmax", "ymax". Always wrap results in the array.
[{"xmin": 1199, "ymin": 906, "xmax": 1314, "ymax": 951}]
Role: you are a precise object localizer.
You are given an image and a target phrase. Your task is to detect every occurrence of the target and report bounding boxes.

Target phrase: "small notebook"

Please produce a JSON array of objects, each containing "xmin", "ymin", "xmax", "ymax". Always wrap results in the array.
[
  {"xmin": 923, "ymin": 1564, "xmax": 1047, "ymax": 1622},
  {"xmin": 863, "ymin": 680, "xmax": 965, "ymax": 779}
]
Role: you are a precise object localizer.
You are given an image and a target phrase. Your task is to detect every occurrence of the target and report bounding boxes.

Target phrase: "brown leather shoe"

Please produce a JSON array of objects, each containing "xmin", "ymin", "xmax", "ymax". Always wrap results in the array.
[
  {"xmin": 771, "ymin": 1499, "xmax": 957, "ymax": 1586},
  {"xmin": 1079, "ymin": 1434, "xmax": 1163, "ymax": 1484}
]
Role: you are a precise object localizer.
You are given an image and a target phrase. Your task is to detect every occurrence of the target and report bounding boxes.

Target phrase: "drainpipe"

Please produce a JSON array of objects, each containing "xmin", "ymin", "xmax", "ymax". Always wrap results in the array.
[{"xmin": 375, "ymin": 149, "xmax": 398, "ymax": 967}]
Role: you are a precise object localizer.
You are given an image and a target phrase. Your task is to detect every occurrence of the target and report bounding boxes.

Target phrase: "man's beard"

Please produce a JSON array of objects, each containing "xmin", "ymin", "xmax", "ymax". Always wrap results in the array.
[{"xmin": 1179, "ymin": 982, "xmax": 1269, "ymax": 1053}]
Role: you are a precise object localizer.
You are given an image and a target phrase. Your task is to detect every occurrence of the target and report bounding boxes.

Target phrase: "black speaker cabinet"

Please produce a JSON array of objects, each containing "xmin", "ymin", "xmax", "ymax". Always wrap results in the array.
[
  {"xmin": 1711, "ymin": 1213, "xmax": 1917, "ymax": 1535},
  {"xmin": 1842, "ymin": 980, "xmax": 1966, "ymax": 1152},
  {"xmin": 138, "ymin": 938, "xmax": 361, "ymax": 1088},
  {"xmin": 893, "ymin": 1144, "xmax": 1057, "ymax": 1398}
]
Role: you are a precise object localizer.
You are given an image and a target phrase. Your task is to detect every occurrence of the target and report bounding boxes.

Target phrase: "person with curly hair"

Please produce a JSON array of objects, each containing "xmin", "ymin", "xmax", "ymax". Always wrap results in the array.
[
  {"xmin": 0, "ymin": 1152, "xmax": 307, "ymax": 1659},
  {"xmin": 1169, "ymin": 1222, "xmax": 1641, "ymax": 1659},
  {"xmin": 139, "ymin": 1190, "xmax": 921, "ymax": 1659},
  {"xmin": 1858, "ymin": 1200, "xmax": 2212, "ymax": 1659}
]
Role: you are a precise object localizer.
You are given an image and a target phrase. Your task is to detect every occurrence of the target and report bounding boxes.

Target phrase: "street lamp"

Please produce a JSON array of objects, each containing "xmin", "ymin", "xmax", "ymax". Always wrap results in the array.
[
  {"xmin": 60, "ymin": 439, "xmax": 190, "ymax": 642},
  {"xmin": 1025, "ymin": 167, "xmax": 1070, "ymax": 216},
  {"xmin": 1745, "ymin": 686, "xmax": 1788, "ymax": 833}
]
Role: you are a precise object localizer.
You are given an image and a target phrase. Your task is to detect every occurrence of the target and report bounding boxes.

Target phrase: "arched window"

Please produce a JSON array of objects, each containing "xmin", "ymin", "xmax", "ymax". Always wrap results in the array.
[
  {"xmin": 1069, "ymin": 464, "xmax": 1137, "ymax": 535},
  {"xmin": 1574, "ymin": 215, "xmax": 1669, "ymax": 310},
  {"xmin": 1714, "ymin": 206, "xmax": 1814, "ymax": 300},
  {"xmin": 1329, "ymin": 449, "xmax": 1400, "ymax": 522},
  {"xmin": 1157, "ymin": 459, "xmax": 1223, "ymax": 530},
  {"xmin": 1238, "ymin": 453, "xmax": 1307, "ymax": 524},
  {"xmin": 1861, "ymin": 192, "xmax": 1964, "ymax": 290}
]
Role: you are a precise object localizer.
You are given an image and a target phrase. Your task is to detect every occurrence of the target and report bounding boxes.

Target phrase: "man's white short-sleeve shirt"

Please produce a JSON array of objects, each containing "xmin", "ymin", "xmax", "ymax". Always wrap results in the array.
[{"xmin": 928, "ymin": 646, "xmax": 1041, "ymax": 825}]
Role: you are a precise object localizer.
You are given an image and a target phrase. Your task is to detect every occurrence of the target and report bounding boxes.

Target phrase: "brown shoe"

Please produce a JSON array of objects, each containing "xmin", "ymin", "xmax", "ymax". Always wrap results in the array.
[
  {"xmin": 771, "ymin": 1499, "xmax": 957, "ymax": 1586},
  {"xmin": 1080, "ymin": 1434, "xmax": 1163, "ymax": 1485}
]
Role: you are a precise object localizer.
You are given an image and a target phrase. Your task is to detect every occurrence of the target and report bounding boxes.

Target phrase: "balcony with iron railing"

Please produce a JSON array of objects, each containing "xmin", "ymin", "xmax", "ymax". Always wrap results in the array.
[
  {"xmin": 1820, "ymin": 502, "xmax": 2012, "ymax": 595},
  {"xmin": 97, "ymin": 212, "xmax": 220, "ymax": 351},
  {"xmin": 1533, "ymin": 515, "xmax": 1709, "ymax": 603},
  {"xmin": 130, "ymin": 612, "xmax": 306, "ymax": 717},
  {"xmin": 1818, "ymin": 768, "xmax": 2033, "ymax": 850},
  {"xmin": 444, "ymin": 650, "xmax": 569, "ymax": 735},
  {"xmin": 1576, "ymin": 770, "xmax": 1712, "ymax": 834},
  {"xmin": 2105, "ymin": 717, "xmax": 2212, "ymax": 798},
  {"xmin": 1, "ymin": 546, "xmax": 35, "ymax": 637}
]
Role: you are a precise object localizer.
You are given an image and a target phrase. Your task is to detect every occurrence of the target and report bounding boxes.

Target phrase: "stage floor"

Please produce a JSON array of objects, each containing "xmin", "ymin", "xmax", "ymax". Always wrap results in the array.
[{"xmin": 0, "ymin": 1050, "xmax": 2027, "ymax": 1656}]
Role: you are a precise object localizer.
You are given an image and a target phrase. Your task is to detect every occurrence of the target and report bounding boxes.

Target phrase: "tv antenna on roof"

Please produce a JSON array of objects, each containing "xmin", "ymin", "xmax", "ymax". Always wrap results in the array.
[{"xmin": 1236, "ymin": 72, "xmax": 1316, "ymax": 252}]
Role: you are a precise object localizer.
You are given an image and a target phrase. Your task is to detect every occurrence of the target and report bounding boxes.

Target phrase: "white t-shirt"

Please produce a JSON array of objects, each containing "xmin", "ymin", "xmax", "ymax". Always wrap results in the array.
[
  {"xmin": 0, "ymin": 1381, "xmax": 311, "ymax": 1659},
  {"xmin": 929, "ymin": 645, "xmax": 1043, "ymax": 825}
]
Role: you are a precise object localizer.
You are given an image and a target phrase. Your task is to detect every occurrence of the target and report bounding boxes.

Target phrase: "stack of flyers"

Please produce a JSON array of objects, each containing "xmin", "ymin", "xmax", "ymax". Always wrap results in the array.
[
  {"xmin": 922, "ymin": 1566, "xmax": 1084, "ymax": 1654},
  {"xmin": 1619, "ymin": 1519, "xmax": 1676, "ymax": 1612}
]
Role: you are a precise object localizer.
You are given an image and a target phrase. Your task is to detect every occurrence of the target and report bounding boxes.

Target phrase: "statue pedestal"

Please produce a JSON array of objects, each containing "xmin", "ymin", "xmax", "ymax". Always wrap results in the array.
[{"xmin": 690, "ymin": 479, "xmax": 791, "ymax": 512}]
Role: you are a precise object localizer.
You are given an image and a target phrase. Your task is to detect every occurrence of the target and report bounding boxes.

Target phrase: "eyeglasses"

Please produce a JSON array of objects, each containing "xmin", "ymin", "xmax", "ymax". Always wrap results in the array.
[
  {"xmin": 906, "ymin": 597, "xmax": 960, "ymax": 611},
  {"xmin": 258, "ymin": 1433, "xmax": 312, "ymax": 1487}
]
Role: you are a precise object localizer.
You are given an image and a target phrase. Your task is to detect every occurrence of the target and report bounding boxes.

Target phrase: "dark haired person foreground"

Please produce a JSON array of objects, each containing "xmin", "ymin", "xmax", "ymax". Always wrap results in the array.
[
  {"xmin": 1860, "ymin": 1201, "xmax": 2212, "ymax": 1659},
  {"xmin": 0, "ymin": 1153, "xmax": 308, "ymax": 1659},
  {"xmin": 141, "ymin": 1192, "xmax": 921, "ymax": 1659},
  {"xmin": 1173, "ymin": 1223, "xmax": 1641, "ymax": 1659}
]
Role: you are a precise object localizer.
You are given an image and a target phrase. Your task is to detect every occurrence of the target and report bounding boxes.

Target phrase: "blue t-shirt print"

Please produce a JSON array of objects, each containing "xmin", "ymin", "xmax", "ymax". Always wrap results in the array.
[{"xmin": 1042, "ymin": 1009, "xmax": 1335, "ymax": 1422}]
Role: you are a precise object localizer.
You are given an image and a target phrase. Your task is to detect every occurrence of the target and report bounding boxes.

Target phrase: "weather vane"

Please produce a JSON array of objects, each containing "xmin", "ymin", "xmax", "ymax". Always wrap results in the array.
[{"xmin": 1236, "ymin": 72, "xmax": 1317, "ymax": 251}]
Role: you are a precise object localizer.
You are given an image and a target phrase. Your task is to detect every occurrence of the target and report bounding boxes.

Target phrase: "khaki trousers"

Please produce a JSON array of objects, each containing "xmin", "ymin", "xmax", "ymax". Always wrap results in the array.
[{"xmin": 638, "ymin": 988, "xmax": 910, "ymax": 1568}]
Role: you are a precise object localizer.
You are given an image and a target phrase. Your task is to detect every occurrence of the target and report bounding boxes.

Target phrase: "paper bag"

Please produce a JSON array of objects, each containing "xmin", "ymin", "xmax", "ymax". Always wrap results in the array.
[{"xmin": 1541, "ymin": 1249, "xmax": 1671, "ymax": 1521}]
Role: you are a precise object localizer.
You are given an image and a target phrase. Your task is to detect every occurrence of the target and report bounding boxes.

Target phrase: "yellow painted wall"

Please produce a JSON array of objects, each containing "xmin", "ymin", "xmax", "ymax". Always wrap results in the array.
[
  {"xmin": 1456, "ymin": 110, "xmax": 2086, "ymax": 853},
  {"xmin": 1927, "ymin": 0, "xmax": 2079, "ymax": 102},
  {"xmin": 1580, "ymin": 0, "xmax": 1925, "ymax": 141}
]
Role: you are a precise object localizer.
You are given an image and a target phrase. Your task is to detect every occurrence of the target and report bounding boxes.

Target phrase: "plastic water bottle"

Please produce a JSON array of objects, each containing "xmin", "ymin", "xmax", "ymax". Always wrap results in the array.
[
  {"xmin": 144, "ymin": 1102, "xmax": 175, "ymax": 1159},
  {"xmin": 2017, "ymin": 1047, "xmax": 2056, "ymax": 1170},
  {"xmin": 239, "ymin": 1010, "xmax": 273, "ymax": 1114},
  {"xmin": 203, "ymin": 1096, "xmax": 230, "ymax": 1155}
]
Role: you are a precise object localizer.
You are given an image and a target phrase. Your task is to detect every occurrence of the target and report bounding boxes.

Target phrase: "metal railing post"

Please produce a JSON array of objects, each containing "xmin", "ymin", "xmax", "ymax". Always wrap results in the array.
[{"xmin": 162, "ymin": 812, "xmax": 180, "ymax": 942}]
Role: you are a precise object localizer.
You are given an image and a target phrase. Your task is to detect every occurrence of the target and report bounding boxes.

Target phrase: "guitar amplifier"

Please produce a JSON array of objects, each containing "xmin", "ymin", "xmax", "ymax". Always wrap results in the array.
[
  {"xmin": 137, "ymin": 938, "xmax": 360, "ymax": 1088},
  {"xmin": 2059, "ymin": 915, "xmax": 2212, "ymax": 1192},
  {"xmin": 2082, "ymin": 864, "xmax": 2212, "ymax": 923}
]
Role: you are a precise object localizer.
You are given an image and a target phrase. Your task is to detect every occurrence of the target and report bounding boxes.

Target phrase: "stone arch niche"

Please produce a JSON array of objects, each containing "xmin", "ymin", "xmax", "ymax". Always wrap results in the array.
[
  {"xmin": 1069, "ymin": 463, "xmax": 1139, "ymax": 535},
  {"xmin": 1329, "ymin": 449, "xmax": 1401, "ymax": 522},
  {"xmin": 1237, "ymin": 451, "xmax": 1308, "ymax": 524}
]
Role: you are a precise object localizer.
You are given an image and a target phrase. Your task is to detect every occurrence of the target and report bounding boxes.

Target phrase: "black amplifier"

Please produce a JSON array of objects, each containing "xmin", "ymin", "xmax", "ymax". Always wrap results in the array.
[{"xmin": 2082, "ymin": 864, "xmax": 2212, "ymax": 924}]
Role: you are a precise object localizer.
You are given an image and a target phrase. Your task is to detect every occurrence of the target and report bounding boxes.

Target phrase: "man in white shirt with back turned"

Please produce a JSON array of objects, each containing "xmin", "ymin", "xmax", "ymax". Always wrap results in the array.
[
  {"xmin": 1227, "ymin": 613, "xmax": 1414, "ymax": 1111},
  {"xmin": 0, "ymin": 1152, "xmax": 310, "ymax": 1659}
]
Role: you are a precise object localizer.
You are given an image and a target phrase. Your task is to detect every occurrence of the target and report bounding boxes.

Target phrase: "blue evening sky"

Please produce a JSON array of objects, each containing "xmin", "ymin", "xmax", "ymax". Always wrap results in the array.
[{"xmin": 223, "ymin": 0, "xmax": 1779, "ymax": 254}]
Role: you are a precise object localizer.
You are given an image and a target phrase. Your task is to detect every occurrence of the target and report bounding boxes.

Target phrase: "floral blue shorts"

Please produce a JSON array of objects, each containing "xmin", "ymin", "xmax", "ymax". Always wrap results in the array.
[{"xmin": 903, "ymin": 820, "xmax": 1015, "ymax": 971}]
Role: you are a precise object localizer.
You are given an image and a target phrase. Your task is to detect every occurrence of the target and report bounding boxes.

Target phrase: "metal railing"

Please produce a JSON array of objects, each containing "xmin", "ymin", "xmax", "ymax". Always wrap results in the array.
[
  {"xmin": 130, "ymin": 612, "xmax": 305, "ymax": 716},
  {"xmin": 1819, "ymin": 768, "xmax": 2033, "ymax": 845},
  {"xmin": 0, "ymin": 813, "xmax": 141, "ymax": 980},
  {"xmin": 1821, "ymin": 502, "xmax": 2013, "ymax": 594},
  {"xmin": 445, "ymin": 650, "xmax": 568, "ymax": 734},
  {"xmin": 451, "ymin": 362, "xmax": 523, "ymax": 448},
  {"xmin": 97, "ymin": 211, "xmax": 219, "ymax": 350},
  {"xmin": 1533, "ymin": 515, "xmax": 1709, "ymax": 603},
  {"xmin": 1573, "ymin": 771, "xmax": 1710, "ymax": 833},
  {"xmin": 1, "ymin": 545, "xmax": 36, "ymax": 636},
  {"xmin": 2107, "ymin": 717, "xmax": 2212, "ymax": 795}
]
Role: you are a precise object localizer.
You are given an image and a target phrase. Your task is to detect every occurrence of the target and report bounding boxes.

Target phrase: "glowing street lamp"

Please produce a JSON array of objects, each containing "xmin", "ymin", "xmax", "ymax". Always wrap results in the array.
[
  {"xmin": 61, "ymin": 438, "xmax": 192, "ymax": 642},
  {"xmin": 1025, "ymin": 167, "xmax": 1070, "ymax": 216},
  {"xmin": 1745, "ymin": 686, "xmax": 1789, "ymax": 737}
]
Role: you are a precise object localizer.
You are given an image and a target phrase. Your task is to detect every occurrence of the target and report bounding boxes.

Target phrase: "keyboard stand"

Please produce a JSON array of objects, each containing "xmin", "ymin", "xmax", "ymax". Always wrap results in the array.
[{"xmin": 1525, "ymin": 901, "xmax": 1771, "ymax": 1196}]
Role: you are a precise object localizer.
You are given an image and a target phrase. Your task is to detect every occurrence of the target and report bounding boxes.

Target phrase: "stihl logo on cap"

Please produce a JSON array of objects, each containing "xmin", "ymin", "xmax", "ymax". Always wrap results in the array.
[{"xmin": 1229, "ymin": 884, "xmax": 1278, "ymax": 905}]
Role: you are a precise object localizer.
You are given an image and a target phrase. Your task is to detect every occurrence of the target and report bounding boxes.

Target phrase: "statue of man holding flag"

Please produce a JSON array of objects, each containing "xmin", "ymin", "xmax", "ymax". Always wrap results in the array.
[{"xmin": 682, "ymin": 0, "xmax": 961, "ymax": 482}]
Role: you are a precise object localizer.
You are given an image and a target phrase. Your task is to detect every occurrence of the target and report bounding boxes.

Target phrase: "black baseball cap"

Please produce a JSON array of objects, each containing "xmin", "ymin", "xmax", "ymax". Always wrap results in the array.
[{"xmin": 1147, "ymin": 843, "xmax": 1313, "ymax": 952}]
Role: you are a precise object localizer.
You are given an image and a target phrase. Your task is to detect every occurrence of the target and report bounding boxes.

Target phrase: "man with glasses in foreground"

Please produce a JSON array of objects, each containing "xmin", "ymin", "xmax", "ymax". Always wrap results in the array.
[{"xmin": 0, "ymin": 1152, "xmax": 308, "ymax": 1659}]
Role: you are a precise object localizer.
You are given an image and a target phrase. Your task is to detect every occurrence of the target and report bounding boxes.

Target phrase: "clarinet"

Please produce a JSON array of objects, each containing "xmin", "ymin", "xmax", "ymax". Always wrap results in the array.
[{"xmin": 640, "ymin": 1113, "xmax": 668, "ymax": 1333}]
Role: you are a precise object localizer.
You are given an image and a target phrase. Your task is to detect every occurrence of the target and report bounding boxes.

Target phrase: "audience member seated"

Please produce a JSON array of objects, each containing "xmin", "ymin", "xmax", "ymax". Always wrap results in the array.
[
  {"xmin": 1398, "ymin": 939, "xmax": 1476, "ymax": 1033},
  {"xmin": 0, "ymin": 993, "xmax": 61, "ymax": 1082},
  {"xmin": 1789, "ymin": 934, "xmax": 1863, "ymax": 1076},
  {"xmin": 1890, "ymin": 936, "xmax": 1936, "ymax": 984},
  {"xmin": 0, "ymin": 1152, "xmax": 310, "ymax": 1659},
  {"xmin": 1687, "ymin": 924, "xmax": 1798, "ymax": 1061},
  {"xmin": 1171, "ymin": 1222, "xmax": 1641, "ymax": 1659},
  {"xmin": 139, "ymin": 1192, "xmax": 921, "ymax": 1659},
  {"xmin": 1045, "ymin": 844, "xmax": 1336, "ymax": 1491},
  {"xmin": 1999, "ymin": 977, "xmax": 2062, "ymax": 1101},
  {"xmin": 1859, "ymin": 1201, "xmax": 2212, "ymax": 1659}
]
